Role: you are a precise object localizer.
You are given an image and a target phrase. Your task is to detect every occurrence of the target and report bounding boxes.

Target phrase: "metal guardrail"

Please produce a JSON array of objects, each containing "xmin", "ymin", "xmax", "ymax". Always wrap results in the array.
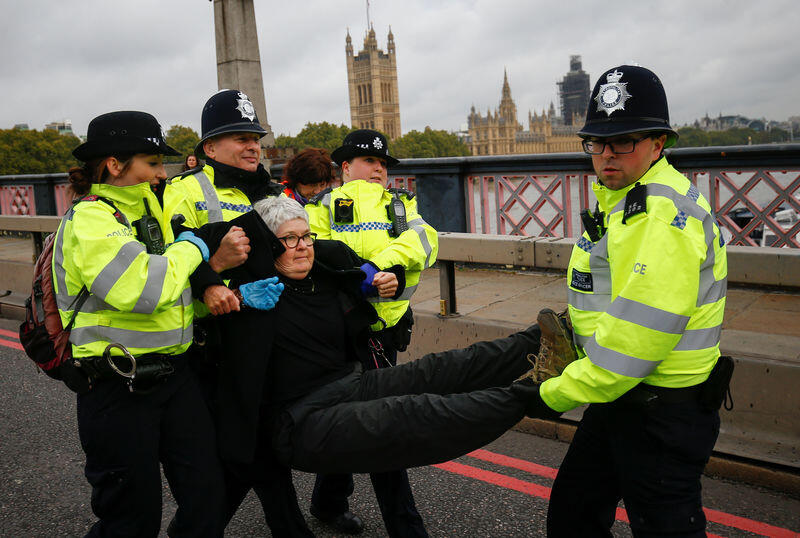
[{"xmin": 3, "ymin": 145, "xmax": 799, "ymax": 247}]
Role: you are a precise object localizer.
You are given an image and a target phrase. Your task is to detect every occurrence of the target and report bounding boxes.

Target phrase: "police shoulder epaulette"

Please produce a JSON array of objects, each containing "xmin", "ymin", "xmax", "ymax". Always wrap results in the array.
[
  {"xmin": 622, "ymin": 183, "xmax": 647, "ymax": 224},
  {"xmin": 168, "ymin": 165, "xmax": 203, "ymax": 184},
  {"xmin": 387, "ymin": 187, "xmax": 415, "ymax": 200},
  {"xmin": 308, "ymin": 186, "xmax": 333, "ymax": 205}
]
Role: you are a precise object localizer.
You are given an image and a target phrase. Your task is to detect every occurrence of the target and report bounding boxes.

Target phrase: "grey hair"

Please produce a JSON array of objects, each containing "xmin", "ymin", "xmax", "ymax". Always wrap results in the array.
[{"xmin": 253, "ymin": 195, "xmax": 309, "ymax": 235}]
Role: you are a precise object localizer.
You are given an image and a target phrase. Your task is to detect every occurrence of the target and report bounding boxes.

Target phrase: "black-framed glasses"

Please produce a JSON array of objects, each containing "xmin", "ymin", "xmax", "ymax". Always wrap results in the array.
[
  {"xmin": 582, "ymin": 136, "xmax": 649, "ymax": 155},
  {"xmin": 278, "ymin": 232, "xmax": 316, "ymax": 248}
]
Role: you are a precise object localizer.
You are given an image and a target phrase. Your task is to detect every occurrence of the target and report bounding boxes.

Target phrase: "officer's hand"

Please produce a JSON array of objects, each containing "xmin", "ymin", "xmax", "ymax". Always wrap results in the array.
[
  {"xmin": 373, "ymin": 272, "xmax": 398, "ymax": 298},
  {"xmin": 203, "ymin": 284, "xmax": 240, "ymax": 315},
  {"xmin": 210, "ymin": 226, "xmax": 250, "ymax": 273}
]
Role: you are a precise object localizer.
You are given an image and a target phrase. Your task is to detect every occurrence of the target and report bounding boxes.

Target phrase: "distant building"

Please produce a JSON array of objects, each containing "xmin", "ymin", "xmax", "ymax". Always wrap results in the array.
[
  {"xmin": 466, "ymin": 69, "xmax": 583, "ymax": 156},
  {"xmin": 557, "ymin": 55, "xmax": 591, "ymax": 125},
  {"xmin": 345, "ymin": 26, "xmax": 401, "ymax": 139},
  {"xmin": 13, "ymin": 123, "xmax": 29, "ymax": 130},
  {"xmin": 45, "ymin": 120, "xmax": 74, "ymax": 136}
]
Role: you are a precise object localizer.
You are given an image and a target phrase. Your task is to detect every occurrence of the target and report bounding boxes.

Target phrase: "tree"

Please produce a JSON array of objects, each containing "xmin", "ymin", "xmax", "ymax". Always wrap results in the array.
[
  {"xmin": 165, "ymin": 125, "xmax": 200, "ymax": 162},
  {"xmin": 276, "ymin": 122, "xmax": 353, "ymax": 154},
  {"xmin": 0, "ymin": 129, "xmax": 80, "ymax": 175},
  {"xmin": 674, "ymin": 126, "xmax": 791, "ymax": 148},
  {"xmin": 390, "ymin": 127, "xmax": 470, "ymax": 159}
]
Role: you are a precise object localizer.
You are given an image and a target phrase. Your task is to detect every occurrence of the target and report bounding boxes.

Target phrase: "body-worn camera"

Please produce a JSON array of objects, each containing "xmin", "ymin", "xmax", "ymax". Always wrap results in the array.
[
  {"xmin": 386, "ymin": 194, "xmax": 408, "ymax": 237},
  {"xmin": 334, "ymin": 198, "xmax": 355, "ymax": 223},
  {"xmin": 133, "ymin": 198, "xmax": 165, "ymax": 254}
]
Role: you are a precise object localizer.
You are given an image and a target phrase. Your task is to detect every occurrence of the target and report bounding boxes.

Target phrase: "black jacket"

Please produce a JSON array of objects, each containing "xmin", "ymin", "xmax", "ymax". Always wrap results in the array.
[{"xmin": 192, "ymin": 211, "xmax": 402, "ymax": 463}]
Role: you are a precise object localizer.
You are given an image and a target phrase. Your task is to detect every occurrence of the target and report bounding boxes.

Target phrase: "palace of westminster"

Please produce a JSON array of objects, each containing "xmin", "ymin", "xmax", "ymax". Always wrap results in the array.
[{"xmin": 345, "ymin": 26, "xmax": 590, "ymax": 156}]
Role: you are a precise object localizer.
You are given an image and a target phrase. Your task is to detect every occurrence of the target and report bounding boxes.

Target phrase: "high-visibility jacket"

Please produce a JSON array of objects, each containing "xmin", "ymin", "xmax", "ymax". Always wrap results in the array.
[
  {"xmin": 163, "ymin": 164, "xmax": 259, "ymax": 317},
  {"xmin": 540, "ymin": 157, "xmax": 728, "ymax": 412},
  {"xmin": 306, "ymin": 180, "xmax": 438, "ymax": 330},
  {"xmin": 163, "ymin": 164, "xmax": 254, "ymax": 228},
  {"xmin": 53, "ymin": 182, "xmax": 201, "ymax": 359}
]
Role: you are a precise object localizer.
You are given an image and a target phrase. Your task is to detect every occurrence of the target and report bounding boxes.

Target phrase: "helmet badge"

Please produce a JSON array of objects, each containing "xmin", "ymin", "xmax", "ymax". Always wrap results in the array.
[
  {"xmin": 235, "ymin": 92, "xmax": 256, "ymax": 121},
  {"xmin": 595, "ymin": 69, "xmax": 632, "ymax": 116}
]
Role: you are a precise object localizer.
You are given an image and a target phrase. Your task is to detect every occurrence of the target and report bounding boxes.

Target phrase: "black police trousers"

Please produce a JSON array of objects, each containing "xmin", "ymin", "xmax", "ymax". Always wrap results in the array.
[
  {"xmin": 274, "ymin": 325, "xmax": 539, "ymax": 474},
  {"xmin": 547, "ymin": 394, "xmax": 720, "ymax": 537},
  {"xmin": 76, "ymin": 360, "xmax": 225, "ymax": 537}
]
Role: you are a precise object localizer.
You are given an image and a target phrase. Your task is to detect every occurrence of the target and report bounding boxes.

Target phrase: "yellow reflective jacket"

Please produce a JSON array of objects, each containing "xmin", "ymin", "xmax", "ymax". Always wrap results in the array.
[
  {"xmin": 306, "ymin": 180, "xmax": 438, "ymax": 329},
  {"xmin": 53, "ymin": 182, "xmax": 201, "ymax": 359},
  {"xmin": 541, "ymin": 157, "xmax": 727, "ymax": 412},
  {"xmin": 162, "ymin": 164, "xmax": 254, "ymax": 228}
]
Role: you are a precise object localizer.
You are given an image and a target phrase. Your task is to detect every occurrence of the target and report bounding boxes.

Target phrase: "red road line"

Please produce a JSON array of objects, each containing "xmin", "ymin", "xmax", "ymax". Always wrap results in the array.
[
  {"xmin": 0, "ymin": 337, "xmax": 23, "ymax": 350},
  {"xmin": 704, "ymin": 507, "xmax": 799, "ymax": 538},
  {"xmin": 0, "ymin": 328, "xmax": 19, "ymax": 339},
  {"xmin": 436, "ymin": 455, "xmax": 798, "ymax": 537},
  {"xmin": 467, "ymin": 449, "xmax": 558, "ymax": 479},
  {"xmin": 433, "ymin": 460, "xmax": 552, "ymax": 499}
]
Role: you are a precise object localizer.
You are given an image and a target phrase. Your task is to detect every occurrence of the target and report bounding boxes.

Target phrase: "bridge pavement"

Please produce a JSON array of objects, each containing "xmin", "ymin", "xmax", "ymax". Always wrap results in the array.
[{"xmin": 1, "ymin": 323, "xmax": 798, "ymax": 537}]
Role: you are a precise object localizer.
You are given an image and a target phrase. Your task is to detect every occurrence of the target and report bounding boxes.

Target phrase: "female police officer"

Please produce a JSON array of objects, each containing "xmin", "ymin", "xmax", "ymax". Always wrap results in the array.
[{"xmin": 57, "ymin": 111, "xmax": 225, "ymax": 537}]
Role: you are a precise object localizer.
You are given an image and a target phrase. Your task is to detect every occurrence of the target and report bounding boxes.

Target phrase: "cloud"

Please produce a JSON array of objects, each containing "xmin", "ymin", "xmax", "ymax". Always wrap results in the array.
[{"xmin": 0, "ymin": 0, "xmax": 795, "ymax": 139}]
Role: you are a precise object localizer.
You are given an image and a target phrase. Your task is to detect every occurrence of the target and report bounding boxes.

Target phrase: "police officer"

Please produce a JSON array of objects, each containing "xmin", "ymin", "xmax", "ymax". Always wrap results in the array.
[
  {"xmin": 59, "ymin": 111, "xmax": 225, "ymax": 536},
  {"xmin": 305, "ymin": 129, "xmax": 437, "ymax": 537},
  {"xmin": 163, "ymin": 90, "xmax": 312, "ymax": 536},
  {"xmin": 530, "ymin": 66, "xmax": 729, "ymax": 536}
]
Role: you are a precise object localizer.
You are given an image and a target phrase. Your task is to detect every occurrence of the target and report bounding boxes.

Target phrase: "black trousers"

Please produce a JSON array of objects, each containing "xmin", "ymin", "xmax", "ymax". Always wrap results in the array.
[
  {"xmin": 547, "ymin": 397, "xmax": 720, "ymax": 537},
  {"xmin": 77, "ymin": 363, "xmax": 225, "ymax": 538},
  {"xmin": 313, "ymin": 321, "xmax": 427, "ymax": 537},
  {"xmin": 274, "ymin": 325, "xmax": 539, "ymax": 474}
]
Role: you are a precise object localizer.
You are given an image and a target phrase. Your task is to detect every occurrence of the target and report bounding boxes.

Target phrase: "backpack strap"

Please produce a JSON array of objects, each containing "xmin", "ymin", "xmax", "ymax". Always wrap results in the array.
[
  {"xmin": 77, "ymin": 194, "xmax": 131, "ymax": 228},
  {"xmin": 64, "ymin": 286, "xmax": 90, "ymax": 331}
]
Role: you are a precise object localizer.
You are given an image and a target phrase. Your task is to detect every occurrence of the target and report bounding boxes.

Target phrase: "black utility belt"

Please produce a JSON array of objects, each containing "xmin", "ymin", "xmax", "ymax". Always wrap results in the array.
[
  {"xmin": 76, "ymin": 351, "xmax": 185, "ymax": 393},
  {"xmin": 621, "ymin": 356, "xmax": 735, "ymax": 412}
]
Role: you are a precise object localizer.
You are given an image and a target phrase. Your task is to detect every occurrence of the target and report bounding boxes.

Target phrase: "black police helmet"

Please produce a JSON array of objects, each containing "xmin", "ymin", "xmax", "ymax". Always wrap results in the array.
[
  {"xmin": 579, "ymin": 65, "xmax": 678, "ymax": 148},
  {"xmin": 195, "ymin": 89, "xmax": 268, "ymax": 156},
  {"xmin": 72, "ymin": 111, "xmax": 179, "ymax": 162},
  {"xmin": 331, "ymin": 129, "xmax": 399, "ymax": 167}
]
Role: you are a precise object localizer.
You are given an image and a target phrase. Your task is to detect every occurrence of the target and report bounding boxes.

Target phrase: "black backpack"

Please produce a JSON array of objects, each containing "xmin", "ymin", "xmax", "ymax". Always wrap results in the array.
[{"xmin": 18, "ymin": 195, "xmax": 128, "ymax": 390}]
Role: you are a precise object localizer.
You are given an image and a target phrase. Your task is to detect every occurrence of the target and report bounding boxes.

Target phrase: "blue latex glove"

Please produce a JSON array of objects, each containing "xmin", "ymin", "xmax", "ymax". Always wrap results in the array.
[
  {"xmin": 359, "ymin": 262, "xmax": 379, "ymax": 297},
  {"xmin": 175, "ymin": 231, "xmax": 210, "ymax": 262},
  {"xmin": 239, "ymin": 276, "xmax": 284, "ymax": 311}
]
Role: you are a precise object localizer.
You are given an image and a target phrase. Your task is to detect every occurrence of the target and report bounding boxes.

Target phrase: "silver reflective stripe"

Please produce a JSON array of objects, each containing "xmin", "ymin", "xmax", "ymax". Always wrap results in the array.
[
  {"xmin": 53, "ymin": 209, "xmax": 75, "ymax": 311},
  {"xmin": 320, "ymin": 192, "xmax": 335, "ymax": 228},
  {"xmin": 408, "ymin": 217, "xmax": 434, "ymax": 268},
  {"xmin": 367, "ymin": 284, "xmax": 417, "ymax": 303},
  {"xmin": 574, "ymin": 332, "xmax": 591, "ymax": 348},
  {"xmin": 645, "ymin": 183, "xmax": 726, "ymax": 307},
  {"xmin": 195, "ymin": 171, "xmax": 223, "ymax": 223},
  {"xmin": 568, "ymin": 289, "xmax": 610, "ymax": 312},
  {"xmin": 131, "ymin": 255, "xmax": 167, "ymax": 314},
  {"xmin": 674, "ymin": 325, "xmax": 722, "ymax": 351},
  {"xmin": 173, "ymin": 286, "xmax": 192, "ymax": 307},
  {"xmin": 90, "ymin": 242, "xmax": 146, "ymax": 301},
  {"xmin": 584, "ymin": 336, "xmax": 660, "ymax": 378},
  {"xmin": 588, "ymin": 234, "xmax": 611, "ymax": 294},
  {"xmin": 607, "ymin": 296, "xmax": 690, "ymax": 334},
  {"xmin": 70, "ymin": 325, "xmax": 192, "ymax": 348}
]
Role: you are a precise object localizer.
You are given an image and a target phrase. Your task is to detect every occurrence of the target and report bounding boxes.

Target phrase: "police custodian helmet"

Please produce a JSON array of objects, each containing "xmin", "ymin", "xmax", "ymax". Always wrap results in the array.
[
  {"xmin": 195, "ymin": 89, "xmax": 268, "ymax": 156},
  {"xmin": 72, "ymin": 111, "xmax": 179, "ymax": 162},
  {"xmin": 331, "ymin": 129, "xmax": 399, "ymax": 167},
  {"xmin": 578, "ymin": 65, "xmax": 679, "ymax": 148}
]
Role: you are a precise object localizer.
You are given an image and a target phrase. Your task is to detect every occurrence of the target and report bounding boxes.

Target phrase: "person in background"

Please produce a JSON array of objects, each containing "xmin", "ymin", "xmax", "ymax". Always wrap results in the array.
[
  {"xmin": 57, "ymin": 111, "xmax": 225, "ymax": 537},
  {"xmin": 305, "ymin": 130, "xmax": 437, "ymax": 536},
  {"xmin": 282, "ymin": 147, "xmax": 334, "ymax": 206},
  {"xmin": 182, "ymin": 153, "xmax": 200, "ymax": 172}
]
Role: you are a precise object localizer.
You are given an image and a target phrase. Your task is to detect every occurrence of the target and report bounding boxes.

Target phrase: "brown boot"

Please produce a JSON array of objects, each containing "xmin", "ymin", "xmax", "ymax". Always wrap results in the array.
[{"xmin": 517, "ymin": 308, "xmax": 578, "ymax": 383}]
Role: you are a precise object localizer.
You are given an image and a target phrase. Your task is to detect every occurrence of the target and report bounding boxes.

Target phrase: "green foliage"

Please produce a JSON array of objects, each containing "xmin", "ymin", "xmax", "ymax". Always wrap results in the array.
[
  {"xmin": 165, "ymin": 125, "xmax": 200, "ymax": 162},
  {"xmin": 275, "ymin": 122, "xmax": 354, "ymax": 154},
  {"xmin": 674, "ymin": 126, "xmax": 791, "ymax": 148},
  {"xmin": 0, "ymin": 129, "xmax": 81, "ymax": 175},
  {"xmin": 389, "ymin": 127, "xmax": 470, "ymax": 159}
]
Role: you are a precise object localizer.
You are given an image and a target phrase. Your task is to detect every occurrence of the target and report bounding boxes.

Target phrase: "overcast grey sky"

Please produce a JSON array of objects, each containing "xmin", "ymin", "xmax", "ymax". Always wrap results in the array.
[{"xmin": 1, "ymin": 0, "xmax": 797, "ymax": 138}]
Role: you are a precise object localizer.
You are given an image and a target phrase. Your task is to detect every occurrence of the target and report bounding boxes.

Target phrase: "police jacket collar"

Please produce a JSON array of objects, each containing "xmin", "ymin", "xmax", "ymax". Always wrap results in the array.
[
  {"xmin": 594, "ymin": 157, "xmax": 668, "ymax": 213},
  {"xmin": 207, "ymin": 158, "xmax": 283, "ymax": 203}
]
